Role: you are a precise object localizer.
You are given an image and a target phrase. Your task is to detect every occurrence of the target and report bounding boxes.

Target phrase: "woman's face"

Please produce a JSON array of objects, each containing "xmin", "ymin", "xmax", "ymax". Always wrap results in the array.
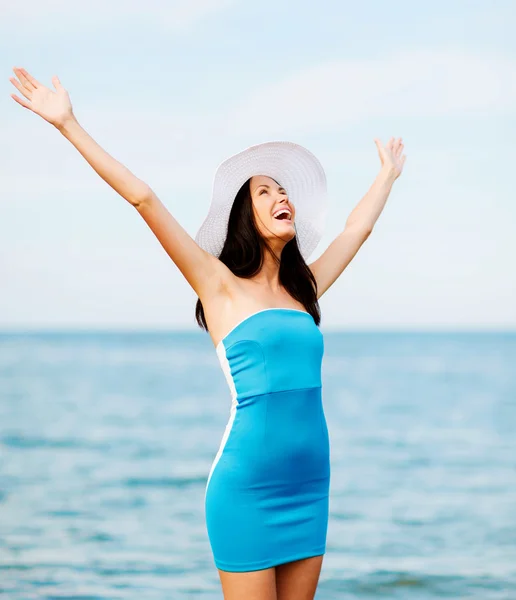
[{"xmin": 249, "ymin": 175, "xmax": 296, "ymax": 247}]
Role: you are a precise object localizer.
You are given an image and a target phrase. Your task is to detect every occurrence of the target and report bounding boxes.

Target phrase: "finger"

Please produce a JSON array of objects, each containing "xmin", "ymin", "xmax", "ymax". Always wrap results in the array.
[
  {"xmin": 20, "ymin": 67, "xmax": 41, "ymax": 89},
  {"xmin": 13, "ymin": 67, "xmax": 36, "ymax": 92},
  {"xmin": 52, "ymin": 75, "xmax": 64, "ymax": 91},
  {"xmin": 11, "ymin": 93, "xmax": 32, "ymax": 110},
  {"xmin": 9, "ymin": 76, "xmax": 32, "ymax": 100}
]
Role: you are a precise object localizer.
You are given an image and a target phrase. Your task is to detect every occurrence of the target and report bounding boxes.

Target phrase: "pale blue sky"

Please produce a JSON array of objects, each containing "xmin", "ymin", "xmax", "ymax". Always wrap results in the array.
[{"xmin": 1, "ymin": 0, "xmax": 514, "ymax": 331}]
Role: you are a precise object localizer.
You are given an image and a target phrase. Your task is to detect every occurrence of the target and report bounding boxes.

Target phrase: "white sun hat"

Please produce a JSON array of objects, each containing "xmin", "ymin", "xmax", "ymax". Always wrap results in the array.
[{"xmin": 194, "ymin": 141, "xmax": 328, "ymax": 261}]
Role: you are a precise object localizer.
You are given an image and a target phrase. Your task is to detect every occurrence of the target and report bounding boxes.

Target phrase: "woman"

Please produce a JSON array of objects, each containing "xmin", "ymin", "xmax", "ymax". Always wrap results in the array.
[{"xmin": 9, "ymin": 67, "xmax": 405, "ymax": 600}]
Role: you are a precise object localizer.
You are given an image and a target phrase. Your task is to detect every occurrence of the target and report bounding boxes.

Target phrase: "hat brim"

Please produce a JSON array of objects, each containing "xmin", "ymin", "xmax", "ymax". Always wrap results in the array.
[{"xmin": 195, "ymin": 141, "xmax": 328, "ymax": 261}]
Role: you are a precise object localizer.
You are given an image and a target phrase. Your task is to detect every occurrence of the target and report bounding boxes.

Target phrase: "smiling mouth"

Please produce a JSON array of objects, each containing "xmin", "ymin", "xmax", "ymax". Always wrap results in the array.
[{"xmin": 273, "ymin": 210, "xmax": 293, "ymax": 222}]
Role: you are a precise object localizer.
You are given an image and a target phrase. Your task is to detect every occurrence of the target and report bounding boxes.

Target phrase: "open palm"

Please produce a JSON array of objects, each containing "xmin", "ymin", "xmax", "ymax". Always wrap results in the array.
[
  {"xmin": 374, "ymin": 137, "xmax": 406, "ymax": 179},
  {"xmin": 9, "ymin": 67, "xmax": 73, "ymax": 128}
]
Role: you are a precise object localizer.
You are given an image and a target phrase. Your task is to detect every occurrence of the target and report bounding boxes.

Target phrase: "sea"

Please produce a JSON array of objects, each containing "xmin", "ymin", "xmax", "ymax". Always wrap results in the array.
[{"xmin": 0, "ymin": 330, "xmax": 515, "ymax": 599}]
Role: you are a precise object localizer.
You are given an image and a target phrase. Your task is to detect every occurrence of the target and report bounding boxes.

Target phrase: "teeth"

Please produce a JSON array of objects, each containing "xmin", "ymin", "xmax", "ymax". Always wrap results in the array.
[{"xmin": 274, "ymin": 209, "xmax": 291, "ymax": 219}]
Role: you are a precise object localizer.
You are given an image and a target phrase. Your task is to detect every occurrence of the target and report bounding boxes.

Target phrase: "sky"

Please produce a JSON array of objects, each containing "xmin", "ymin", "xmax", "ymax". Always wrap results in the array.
[{"xmin": 1, "ymin": 0, "xmax": 514, "ymax": 331}]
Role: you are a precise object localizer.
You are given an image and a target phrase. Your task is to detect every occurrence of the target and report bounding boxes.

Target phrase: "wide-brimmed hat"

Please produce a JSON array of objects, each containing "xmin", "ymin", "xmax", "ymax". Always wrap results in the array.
[{"xmin": 194, "ymin": 141, "xmax": 328, "ymax": 261}]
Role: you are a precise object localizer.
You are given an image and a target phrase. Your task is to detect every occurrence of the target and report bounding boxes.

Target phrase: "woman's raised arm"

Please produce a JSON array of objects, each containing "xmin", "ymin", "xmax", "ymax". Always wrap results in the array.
[{"xmin": 9, "ymin": 67, "xmax": 232, "ymax": 300}]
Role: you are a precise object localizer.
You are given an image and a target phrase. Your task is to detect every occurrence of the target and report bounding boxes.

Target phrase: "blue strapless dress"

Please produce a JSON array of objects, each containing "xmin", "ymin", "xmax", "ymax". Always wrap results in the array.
[{"xmin": 204, "ymin": 308, "xmax": 330, "ymax": 572}]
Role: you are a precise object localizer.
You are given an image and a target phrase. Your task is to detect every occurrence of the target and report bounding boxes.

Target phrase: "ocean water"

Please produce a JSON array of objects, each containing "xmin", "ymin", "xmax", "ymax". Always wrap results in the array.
[{"xmin": 0, "ymin": 330, "xmax": 515, "ymax": 599}]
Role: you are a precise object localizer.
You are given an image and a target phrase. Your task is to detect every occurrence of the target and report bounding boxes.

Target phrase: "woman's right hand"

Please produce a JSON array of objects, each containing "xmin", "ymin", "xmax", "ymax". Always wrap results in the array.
[{"xmin": 9, "ymin": 67, "xmax": 74, "ymax": 129}]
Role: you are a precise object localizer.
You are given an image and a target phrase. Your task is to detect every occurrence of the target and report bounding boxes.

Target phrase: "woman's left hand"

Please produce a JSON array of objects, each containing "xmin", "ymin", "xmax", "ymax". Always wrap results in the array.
[{"xmin": 374, "ymin": 137, "xmax": 406, "ymax": 180}]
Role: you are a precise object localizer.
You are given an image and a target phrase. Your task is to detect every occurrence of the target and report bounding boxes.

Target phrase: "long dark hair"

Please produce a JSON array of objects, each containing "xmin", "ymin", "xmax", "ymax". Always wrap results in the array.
[{"xmin": 195, "ymin": 178, "xmax": 320, "ymax": 331}]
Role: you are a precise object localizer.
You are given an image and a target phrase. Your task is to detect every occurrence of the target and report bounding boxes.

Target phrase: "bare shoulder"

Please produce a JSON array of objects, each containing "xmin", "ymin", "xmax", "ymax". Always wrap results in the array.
[{"xmin": 136, "ymin": 191, "xmax": 239, "ymax": 303}]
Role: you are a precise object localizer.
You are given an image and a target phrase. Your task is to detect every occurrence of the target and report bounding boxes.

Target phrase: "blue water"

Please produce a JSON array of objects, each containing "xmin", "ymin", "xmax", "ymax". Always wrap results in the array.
[{"xmin": 0, "ymin": 330, "xmax": 515, "ymax": 599}]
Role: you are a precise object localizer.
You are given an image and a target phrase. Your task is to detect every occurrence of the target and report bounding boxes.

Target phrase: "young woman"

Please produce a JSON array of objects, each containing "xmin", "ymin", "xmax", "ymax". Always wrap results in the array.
[{"xmin": 9, "ymin": 67, "xmax": 405, "ymax": 600}]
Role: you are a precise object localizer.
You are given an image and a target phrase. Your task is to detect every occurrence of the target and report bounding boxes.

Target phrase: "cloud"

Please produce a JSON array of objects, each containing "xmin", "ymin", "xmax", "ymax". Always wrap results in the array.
[
  {"xmin": 0, "ymin": 106, "xmax": 226, "ymax": 196},
  {"xmin": 0, "ymin": 0, "xmax": 235, "ymax": 31},
  {"xmin": 2, "ymin": 47, "xmax": 513, "ymax": 223},
  {"xmin": 226, "ymin": 49, "xmax": 516, "ymax": 137}
]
